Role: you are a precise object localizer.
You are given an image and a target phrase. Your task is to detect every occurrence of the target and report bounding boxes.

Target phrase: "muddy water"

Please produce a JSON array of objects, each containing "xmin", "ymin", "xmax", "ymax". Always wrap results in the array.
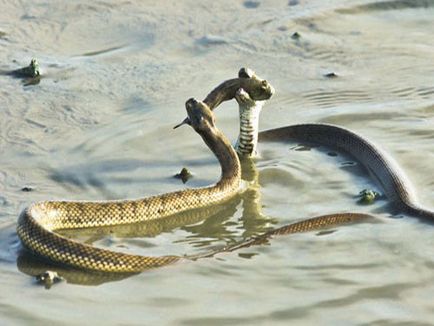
[{"xmin": 1, "ymin": 0, "xmax": 434, "ymax": 324}]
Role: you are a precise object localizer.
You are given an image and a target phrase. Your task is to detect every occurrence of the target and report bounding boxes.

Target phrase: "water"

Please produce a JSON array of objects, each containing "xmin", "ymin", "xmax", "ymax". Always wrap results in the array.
[{"xmin": 1, "ymin": 0, "xmax": 434, "ymax": 324}]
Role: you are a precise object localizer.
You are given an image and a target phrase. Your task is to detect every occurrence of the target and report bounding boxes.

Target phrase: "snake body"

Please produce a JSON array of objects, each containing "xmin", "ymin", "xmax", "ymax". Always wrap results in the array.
[
  {"xmin": 17, "ymin": 99, "xmax": 242, "ymax": 272},
  {"xmin": 230, "ymin": 69, "xmax": 433, "ymax": 221},
  {"xmin": 18, "ymin": 67, "xmax": 432, "ymax": 276},
  {"xmin": 258, "ymin": 124, "xmax": 434, "ymax": 220}
]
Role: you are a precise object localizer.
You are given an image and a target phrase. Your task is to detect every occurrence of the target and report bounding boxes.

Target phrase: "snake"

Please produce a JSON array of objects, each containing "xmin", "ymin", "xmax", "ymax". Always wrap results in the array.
[
  {"xmin": 17, "ymin": 70, "xmax": 374, "ymax": 275},
  {"xmin": 227, "ymin": 68, "xmax": 434, "ymax": 221},
  {"xmin": 17, "ymin": 99, "xmax": 244, "ymax": 273},
  {"xmin": 20, "ymin": 66, "xmax": 431, "ymax": 275}
]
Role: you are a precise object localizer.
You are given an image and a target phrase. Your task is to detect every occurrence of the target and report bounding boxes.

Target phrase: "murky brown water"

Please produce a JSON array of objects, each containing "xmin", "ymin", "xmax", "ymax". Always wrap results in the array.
[{"xmin": 1, "ymin": 0, "xmax": 434, "ymax": 324}]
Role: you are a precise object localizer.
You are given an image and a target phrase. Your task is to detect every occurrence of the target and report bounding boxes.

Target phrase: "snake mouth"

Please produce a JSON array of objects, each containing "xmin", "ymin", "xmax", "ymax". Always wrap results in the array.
[
  {"xmin": 173, "ymin": 98, "xmax": 196, "ymax": 129},
  {"xmin": 175, "ymin": 98, "xmax": 212, "ymax": 130},
  {"xmin": 173, "ymin": 117, "xmax": 190, "ymax": 129},
  {"xmin": 174, "ymin": 98, "xmax": 198, "ymax": 129}
]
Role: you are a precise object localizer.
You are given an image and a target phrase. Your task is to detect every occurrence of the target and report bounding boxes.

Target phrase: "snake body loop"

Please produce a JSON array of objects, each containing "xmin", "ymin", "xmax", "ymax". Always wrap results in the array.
[
  {"xmin": 17, "ymin": 99, "xmax": 242, "ymax": 272},
  {"xmin": 230, "ymin": 69, "xmax": 433, "ymax": 221},
  {"xmin": 18, "ymin": 67, "xmax": 433, "ymax": 276}
]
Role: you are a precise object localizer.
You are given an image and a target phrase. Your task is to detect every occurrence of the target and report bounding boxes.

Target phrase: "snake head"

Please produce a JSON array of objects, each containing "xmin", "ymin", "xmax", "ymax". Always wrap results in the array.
[
  {"xmin": 238, "ymin": 67, "xmax": 275, "ymax": 101},
  {"xmin": 184, "ymin": 98, "xmax": 215, "ymax": 132}
]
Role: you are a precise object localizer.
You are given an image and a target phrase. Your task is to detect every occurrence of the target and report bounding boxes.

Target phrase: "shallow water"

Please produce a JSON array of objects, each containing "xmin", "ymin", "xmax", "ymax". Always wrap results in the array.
[{"xmin": 1, "ymin": 0, "xmax": 434, "ymax": 324}]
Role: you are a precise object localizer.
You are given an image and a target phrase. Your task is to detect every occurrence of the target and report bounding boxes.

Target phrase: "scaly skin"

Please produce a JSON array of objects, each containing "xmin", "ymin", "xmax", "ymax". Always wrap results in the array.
[
  {"xmin": 230, "ymin": 73, "xmax": 434, "ymax": 221},
  {"xmin": 17, "ymin": 99, "xmax": 241, "ymax": 273}
]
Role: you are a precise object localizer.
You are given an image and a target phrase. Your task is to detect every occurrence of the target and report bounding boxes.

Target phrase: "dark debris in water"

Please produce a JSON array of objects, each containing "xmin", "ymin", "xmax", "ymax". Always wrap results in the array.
[
  {"xmin": 357, "ymin": 189, "xmax": 382, "ymax": 205},
  {"xmin": 5, "ymin": 58, "xmax": 41, "ymax": 86},
  {"xmin": 11, "ymin": 58, "xmax": 40, "ymax": 78},
  {"xmin": 244, "ymin": 1, "xmax": 260, "ymax": 8},
  {"xmin": 36, "ymin": 270, "xmax": 64, "ymax": 289},
  {"xmin": 291, "ymin": 32, "xmax": 301, "ymax": 40},
  {"xmin": 21, "ymin": 186, "xmax": 35, "ymax": 192},
  {"xmin": 238, "ymin": 252, "xmax": 258, "ymax": 259},
  {"xmin": 288, "ymin": 0, "xmax": 299, "ymax": 6},
  {"xmin": 174, "ymin": 167, "xmax": 193, "ymax": 184},
  {"xmin": 324, "ymin": 72, "xmax": 338, "ymax": 78}
]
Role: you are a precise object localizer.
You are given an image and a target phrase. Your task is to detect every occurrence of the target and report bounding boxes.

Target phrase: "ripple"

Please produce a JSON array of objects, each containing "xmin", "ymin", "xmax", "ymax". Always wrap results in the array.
[{"xmin": 336, "ymin": 0, "xmax": 434, "ymax": 14}]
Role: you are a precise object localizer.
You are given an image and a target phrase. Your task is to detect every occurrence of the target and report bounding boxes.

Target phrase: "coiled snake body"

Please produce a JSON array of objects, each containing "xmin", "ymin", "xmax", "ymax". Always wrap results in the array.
[
  {"xmin": 231, "ymin": 68, "xmax": 434, "ymax": 221},
  {"xmin": 17, "ymin": 68, "xmax": 433, "ymax": 275},
  {"xmin": 17, "ymin": 99, "xmax": 241, "ymax": 272}
]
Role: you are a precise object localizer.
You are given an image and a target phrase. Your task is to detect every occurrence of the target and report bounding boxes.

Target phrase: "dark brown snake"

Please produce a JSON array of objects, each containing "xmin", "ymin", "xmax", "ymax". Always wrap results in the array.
[{"xmin": 228, "ymin": 68, "xmax": 433, "ymax": 221}]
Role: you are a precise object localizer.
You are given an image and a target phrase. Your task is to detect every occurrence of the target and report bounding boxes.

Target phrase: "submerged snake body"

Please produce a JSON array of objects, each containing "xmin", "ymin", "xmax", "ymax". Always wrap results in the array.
[
  {"xmin": 18, "ymin": 99, "xmax": 242, "ymax": 272},
  {"xmin": 18, "ymin": 67, "xmax": 433, "ymax": 275},
  {"xmin": 231, "ymin": 74, "xmax": 433, "ymax": 221},
  {"xmin": 258, "ymin": 124, "xmax": 434, "ymax": 220}
]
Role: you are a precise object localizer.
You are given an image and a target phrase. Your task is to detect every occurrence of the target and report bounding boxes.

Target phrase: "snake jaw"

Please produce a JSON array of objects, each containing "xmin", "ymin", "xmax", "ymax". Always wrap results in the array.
[
  {"xmin": 173, "ymin": 117, "xmax": 190, "ymax": 129},
  {"xmin": 173, "ymin": 98, "xmax": 198, "ymax": 129},
  {"xmin": 184, "ymin": 98, "xmax": 216, "ymax": 133}
]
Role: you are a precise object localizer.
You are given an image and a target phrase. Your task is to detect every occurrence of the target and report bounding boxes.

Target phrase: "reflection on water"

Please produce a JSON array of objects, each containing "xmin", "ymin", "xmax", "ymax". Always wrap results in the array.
[
  {"xmin": 17, "ymin": 157, "xmax": 279, "ymax": 285},
  {"xmin": 16, "ymin": 155, "xmax": 374, "ymax": 286},
  {"xmin": 1, "ymin": 0, "xmax": 434, "ymax": 324},
  {"xmin": 16, "ymin": 251, "xmax": 137, "ymax": 286}
]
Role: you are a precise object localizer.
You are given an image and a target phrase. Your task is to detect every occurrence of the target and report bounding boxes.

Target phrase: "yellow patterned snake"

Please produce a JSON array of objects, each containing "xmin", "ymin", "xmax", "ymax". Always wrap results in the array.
[
  {"xmin": 17, "ymin": 71, "xmax": 371, "ymax": 274},
  {"xmin": 17, "ymin": 99, "xmax": 244, "ymax": 273},
  {"xmin": 20, "ymin": 67, "xmax": 428, "ymax": 275}
]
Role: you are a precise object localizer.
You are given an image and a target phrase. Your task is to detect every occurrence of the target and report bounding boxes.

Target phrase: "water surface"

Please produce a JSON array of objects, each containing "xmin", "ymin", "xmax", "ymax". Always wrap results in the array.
[{"xmin": 0, "ymin": 0, "xmax": 433, "ymax": 324}]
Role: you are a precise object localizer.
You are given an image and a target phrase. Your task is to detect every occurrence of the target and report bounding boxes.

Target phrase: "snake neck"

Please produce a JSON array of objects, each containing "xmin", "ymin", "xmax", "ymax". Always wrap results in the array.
[
  {"xmin": 203, "ymin": 77, "xmax": 272, "ymax": 110},
  {"xmin": 198, "ymin": 127, "xmax": 241, "ymax": 190},
  {"xmin": 235, "ymin": 100, "xmax": 264, "ymax": 156}
]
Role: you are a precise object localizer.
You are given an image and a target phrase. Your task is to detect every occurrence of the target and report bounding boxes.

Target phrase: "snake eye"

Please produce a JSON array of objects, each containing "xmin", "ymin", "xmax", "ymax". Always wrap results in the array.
[
  {"xmin": 186, "ymin": 98, "xmax": 198, "ymax": 110},
  {"xmin": 261, "ymin": 80, "xmax": 268, "ymax": 88}
]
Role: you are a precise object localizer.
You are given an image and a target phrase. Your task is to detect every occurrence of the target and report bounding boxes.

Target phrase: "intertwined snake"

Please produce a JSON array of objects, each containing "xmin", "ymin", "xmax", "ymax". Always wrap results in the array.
[
  {"xmin": 17, "ymin": 99, "xmax": 244, "ymax": 273},
  {"xmin": 229, "ymin": 68, "xmax": 434, "ymax": 221},
  {"xmin": 17, "ymin": 68, "xmax": 433, "ymax": 275}
]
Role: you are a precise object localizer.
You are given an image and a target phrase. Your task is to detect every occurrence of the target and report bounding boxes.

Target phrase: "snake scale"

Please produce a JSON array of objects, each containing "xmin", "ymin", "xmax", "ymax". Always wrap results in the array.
[
  {"xmin": 17, "ymin": 99, "xmax": 243, "ymax": 273},
  {"xmin": 17, "ymin": 68, "xmax": 433, "ymax": 275}
]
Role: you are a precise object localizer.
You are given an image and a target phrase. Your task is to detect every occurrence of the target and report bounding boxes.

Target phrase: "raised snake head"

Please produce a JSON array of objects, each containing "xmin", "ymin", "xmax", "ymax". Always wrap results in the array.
[
  {"xmin": 184, "ymin": 98, "xmax": 215, "ymax": 133},
  {"xmin": 174, "ymin": 68, "xmax": 275, "ymax": 129},
  {"xmin": 238, "ymin": 67, "xmax": 275, "ymax": 101}
]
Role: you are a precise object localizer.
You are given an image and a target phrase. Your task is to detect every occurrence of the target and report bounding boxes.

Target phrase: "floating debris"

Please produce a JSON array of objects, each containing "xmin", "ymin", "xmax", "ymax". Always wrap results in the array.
[
  {"xmin": 291, "ymin": 32, "xmax": 301, "ymax": 40},
  {"xmin": 358, "ymin": 189, "xmax": 381, "ymax": 204},
  {"xmin": 12, "ymin": 58, "xmax": 40, "ymax": 78},
  {"xmin": 324, "ymin": 72, "xmax": 338, "ymax": 78},
  {"xmin": 21, "ymin": 186, "xmax": 35, "ymax": 192},
  {"xmin": 174, "ymin": 167, "xmax": 193, "ymax": 184},
  {"xmin": 36, "ymin": 271, "xmax": 64, "ymax": 289},
  {"xmin": 6, "ymin": 58, "xmax": 42, "ymax": 86}
]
